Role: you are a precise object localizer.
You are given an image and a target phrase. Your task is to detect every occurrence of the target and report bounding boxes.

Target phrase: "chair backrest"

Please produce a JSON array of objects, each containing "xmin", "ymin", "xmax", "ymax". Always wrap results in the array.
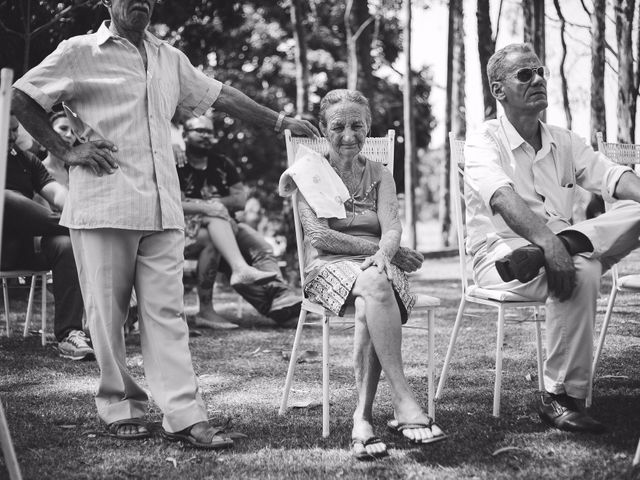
[
  {"xmin": 448, "ymin": 132, "xmax": 471, "ymax": 295},
  {"xmin": 595, "ymin": 132, "xmax": 640, "ymax": 286},
  {"xmin": 596, "ymin": 132, "xmax": 640, "ymax": 166},
  {"xmin": 284, "ymin": 129, "xmax": 396, "ymax": 285}
]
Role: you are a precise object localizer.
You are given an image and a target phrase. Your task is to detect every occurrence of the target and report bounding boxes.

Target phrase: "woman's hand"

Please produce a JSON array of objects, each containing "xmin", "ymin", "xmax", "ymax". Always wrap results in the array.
[
  {"xmin": 391, "ymin": 246, "xmax": 424, "ymax": 273},
  {"xmin": 360, "ymin": 249, "xmax": 393, "ymax": 280}
]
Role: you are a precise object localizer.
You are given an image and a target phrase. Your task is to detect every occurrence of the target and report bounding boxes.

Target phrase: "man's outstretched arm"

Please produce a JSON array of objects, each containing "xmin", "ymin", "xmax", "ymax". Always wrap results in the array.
[
  {"xmin": 613, "ymin": 171, "xmax": 640, "ymax": 203},
  {"xmin": 213, "ymin": 85, "xmax": 320, "ymax": 138}
]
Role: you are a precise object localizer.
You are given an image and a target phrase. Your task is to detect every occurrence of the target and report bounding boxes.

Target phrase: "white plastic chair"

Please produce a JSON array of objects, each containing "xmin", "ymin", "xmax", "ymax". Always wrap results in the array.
[
  {"xmin": 586, "ymin": 132, "xmax": 640, "ymax": 407},
  {"xmin": 0, "ymin": 66, "xmax": 24, "ymax": 480},
  {"xmin": 278, "ymin": 129, "xmax": 440, "ymax": 437},
  {"xmin": 1, "ymin": 270, "xmax": 49, "ymax": 346},
  {"xmin": 435, "ymin": 133, "xmax": 545, "ymax": 417}
]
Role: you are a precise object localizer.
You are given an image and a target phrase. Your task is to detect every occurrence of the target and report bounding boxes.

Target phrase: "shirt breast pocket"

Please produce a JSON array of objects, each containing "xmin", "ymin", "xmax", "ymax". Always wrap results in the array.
[{"xmin": 550, "ymin": 183, "xmax": 575, "ymax": 220}]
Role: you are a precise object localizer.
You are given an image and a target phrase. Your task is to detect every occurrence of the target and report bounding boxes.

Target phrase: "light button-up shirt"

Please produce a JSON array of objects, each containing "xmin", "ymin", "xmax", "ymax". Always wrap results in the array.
[
  {"xmin": 464, "ymin": 116, "xmax": 631, "ymax": 255},
  {"xmin": 13, "ymin": 21, "xmax": 223, "ymax": 231}
]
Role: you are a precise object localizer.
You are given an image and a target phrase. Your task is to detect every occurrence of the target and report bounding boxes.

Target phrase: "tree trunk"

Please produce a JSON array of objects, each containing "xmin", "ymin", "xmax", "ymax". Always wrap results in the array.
[
  {"xmin": 553, "ymin": 0, "xmax": 572, "ymax": 129},
  {"xmin": 523, "ymin": 0, "xmax": 545, "ymax": 63},
  {"xmin": 290, "ymin": 0, "xmax": 309, "ymax": 114},
  {"xmin": 403, "ymin": 0, "xmax": 416, "ymax": 249},
  {"xmin": 590, "ymin": 0, "xmax": 607, "ymax": 147},
  {"xmin": 440, "ymin": 0, "xmax": 464, "ymax": 248},
  {"xmin": 476, "ymin": 0, "xmax": 496, "ymax": 120},
  {"xmin": 22, "ymin": 0, "xmax": 32, "ymax": 72},
  {"xmin": 615, "ymin": 0, "xmax": 637, "ymax": 143},
  {"xmin": 344, "ymin": 0, "xmax": 374, "ymax": 101},
  {"xmin": 453, "ymin": 1, "xmax": 466, "ymax": 141},
  {"xmin": 523, "ymin": 0, "xmax": 545, "ymax": 121}
]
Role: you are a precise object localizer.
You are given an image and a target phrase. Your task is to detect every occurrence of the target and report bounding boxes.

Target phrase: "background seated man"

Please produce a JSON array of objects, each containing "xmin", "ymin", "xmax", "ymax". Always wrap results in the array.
[
  {"xmin": 3, "ymin": 114, "xmax": 92, "ymax": 360},
  {"xmin": 464, "ymin": 43, "xmax": 640, "ymax": 434},
  {"xmin": 179, "ymin": 115, "xmax": 301, "ymax": 329}
]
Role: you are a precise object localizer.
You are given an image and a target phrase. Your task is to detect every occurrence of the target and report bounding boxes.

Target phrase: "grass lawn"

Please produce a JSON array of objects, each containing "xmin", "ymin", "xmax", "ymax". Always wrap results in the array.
[{"xmin": 1, "ymin": 254, "xmax": 639, "ymax": 479}]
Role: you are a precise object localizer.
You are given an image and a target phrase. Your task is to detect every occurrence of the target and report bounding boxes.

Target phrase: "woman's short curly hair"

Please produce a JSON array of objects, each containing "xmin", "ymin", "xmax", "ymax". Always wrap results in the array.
[{"xmin": 318, "ymin": 89, "xmax": 372, "ymax": 131}]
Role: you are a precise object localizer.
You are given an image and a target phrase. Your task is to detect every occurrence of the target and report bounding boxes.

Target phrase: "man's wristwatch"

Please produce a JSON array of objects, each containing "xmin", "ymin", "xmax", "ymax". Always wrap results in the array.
[{"xmin": 274, "ymin": 111, "xmax": 286, "ymax": 133}]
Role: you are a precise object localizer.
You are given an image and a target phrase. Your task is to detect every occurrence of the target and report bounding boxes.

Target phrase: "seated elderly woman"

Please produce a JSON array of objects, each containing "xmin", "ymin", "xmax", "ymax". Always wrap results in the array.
[{"xmin": 294, "ymin": 89, "xmax": 447, "ymax": 460}]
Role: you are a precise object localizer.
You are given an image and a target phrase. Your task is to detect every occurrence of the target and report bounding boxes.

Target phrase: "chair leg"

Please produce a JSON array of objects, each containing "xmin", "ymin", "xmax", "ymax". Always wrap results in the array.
[
  {"xmin": 23, "ymin": 276, "xmax": 37, "ymax": 338},
  {"xmin": 427, "ymin": 308, "xmax": 435, "ymax": 421},
  {"xmin": 40, "ymin": 274, "xmax": 47, "ymax": 347},
  {"xmin": 534, "ymin": 308, "xmax": 544, "ymax": 391},
  {"xmin": 322, "ymin": 312, "xmax": 330, "ymax": 438},
  {"xmin": 278, "ymin": 308, "xmax": 308, "ymax": 415},
  {"xmin": 493, "ymin": 305, "xmax": 506, "ymax": 417},
  {"xmin": 435, "ymin": 297, "xmax": 467, "ymax": 399},
  {"xmin": 587, "ymin": 287, "xmax": 618, "ymax": 407},
  {"xmin": 0, "ymin": 398, "xmax": 23, "ymax": 480},
  {"xmin": 3, "ymin": 279, "xmax": 10, "ymax": 338}
]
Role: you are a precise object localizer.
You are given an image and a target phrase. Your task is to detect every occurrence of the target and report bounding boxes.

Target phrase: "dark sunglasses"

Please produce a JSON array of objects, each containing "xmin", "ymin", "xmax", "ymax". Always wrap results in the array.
[
  {"xmin": 512, "ymin": 66, "xmax": 550, "ymax": 83},
  {"xmin": 188, "ymin": 128, "xmax": 214, "ymax": 135}
]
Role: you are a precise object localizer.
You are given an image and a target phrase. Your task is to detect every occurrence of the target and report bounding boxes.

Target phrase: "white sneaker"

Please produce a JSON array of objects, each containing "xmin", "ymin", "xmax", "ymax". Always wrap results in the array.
[{"xmin": 58, "ymin": 330, "xmax": 95, "ymax": 361}]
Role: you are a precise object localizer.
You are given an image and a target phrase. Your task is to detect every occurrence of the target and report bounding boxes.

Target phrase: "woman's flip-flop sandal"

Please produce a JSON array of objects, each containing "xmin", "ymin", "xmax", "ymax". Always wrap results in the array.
[
  {"xmin": 161, "ymin": 424, "xmax": 233, "ymax": 450},
  {"xmin": 351, "ymin": 436, "xmax": 389, "ymax": 461},
  {"xmin": 387, "ymin": 419, "xmax": 448, "ymax": 445},
  {"xmin": 106, "ymin": 418, "xmax": 151, "ymax": 440}
]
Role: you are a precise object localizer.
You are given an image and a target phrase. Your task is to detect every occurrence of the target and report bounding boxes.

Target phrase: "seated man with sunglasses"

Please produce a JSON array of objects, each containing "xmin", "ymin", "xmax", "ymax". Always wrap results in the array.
[{"xmin": 464, "ymin": 43, "xmax": 640, "ymax": 433}]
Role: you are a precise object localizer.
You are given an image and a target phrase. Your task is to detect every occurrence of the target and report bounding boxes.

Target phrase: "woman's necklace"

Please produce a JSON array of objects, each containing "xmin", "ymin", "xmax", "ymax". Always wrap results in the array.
[{"xmin": 329, "ymin": 155, "xmax": 364, "ymax": 197}]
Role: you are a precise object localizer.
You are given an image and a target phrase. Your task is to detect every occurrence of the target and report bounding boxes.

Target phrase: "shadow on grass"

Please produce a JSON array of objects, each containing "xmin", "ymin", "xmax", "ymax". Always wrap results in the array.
[{"xmin": 1, "ymin": 256, "xmax": 640, "ymax": 479}]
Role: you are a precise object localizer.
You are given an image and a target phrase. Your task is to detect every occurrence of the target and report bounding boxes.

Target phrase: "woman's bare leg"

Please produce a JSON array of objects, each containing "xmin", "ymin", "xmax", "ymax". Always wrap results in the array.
[
  {"xmin": 351, "ymin": 267, "xmax": 445, "ymax": 442},
  {"xmin": 351, "ymin": 296, "xmax": 387, "ymax": 456}
]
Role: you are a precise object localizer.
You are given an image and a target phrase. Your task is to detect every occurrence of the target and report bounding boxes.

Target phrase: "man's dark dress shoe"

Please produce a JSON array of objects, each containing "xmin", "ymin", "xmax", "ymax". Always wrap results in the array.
[
  {"xmin": 495, "ymin": 244, "xmax": 545, "ymax": 283},
  {"xmin": 536, "ymin": 392, "xmax": 606, "ymax": 434}
]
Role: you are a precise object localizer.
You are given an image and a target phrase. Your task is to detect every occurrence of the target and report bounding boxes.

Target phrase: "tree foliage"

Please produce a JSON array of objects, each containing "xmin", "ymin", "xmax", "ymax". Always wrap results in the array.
[
  {"xmin": 0, "ymin": 1, "xmax": 434, "ymax": 206},
  {"xmin": 0, "ymin": 0, "xmax": 106, "ymax": 73},
  {"xmin": 153, "ymin": 0, "xmax": 433, "ymax": 195}
]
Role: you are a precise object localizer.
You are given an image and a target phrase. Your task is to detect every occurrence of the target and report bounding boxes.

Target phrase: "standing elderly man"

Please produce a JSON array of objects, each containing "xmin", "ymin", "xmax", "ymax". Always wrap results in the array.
[
  {"xmin": 464, "ymin": 43, "xmax": 640, "ymax": 433},
  {"xmin": 11, "ymin": 0, "xmax": 318, "ymax": 449}
]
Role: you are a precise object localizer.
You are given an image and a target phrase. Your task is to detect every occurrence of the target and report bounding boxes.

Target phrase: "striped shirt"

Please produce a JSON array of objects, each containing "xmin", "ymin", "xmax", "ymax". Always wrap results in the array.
[{"xmin": 13, "ymin": 21, "xmax": 223, "ymax": 230}]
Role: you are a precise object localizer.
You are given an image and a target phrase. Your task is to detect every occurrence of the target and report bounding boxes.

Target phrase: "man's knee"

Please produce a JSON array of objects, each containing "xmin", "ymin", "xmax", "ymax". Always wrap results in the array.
[
  {"xmin": 236, "ymin": 223, "xmax": 273, "ymax": 253},
  {"xmin": 573, "ymin": 256, "xmax": 602, "ymax": 288},
  {"xmin": 41, "ymin": 234, "xmax": 74, "ymax": 261},
  {"xmin": 4, "ymin": 190, "xmax": 62, "ymax": 234}
]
